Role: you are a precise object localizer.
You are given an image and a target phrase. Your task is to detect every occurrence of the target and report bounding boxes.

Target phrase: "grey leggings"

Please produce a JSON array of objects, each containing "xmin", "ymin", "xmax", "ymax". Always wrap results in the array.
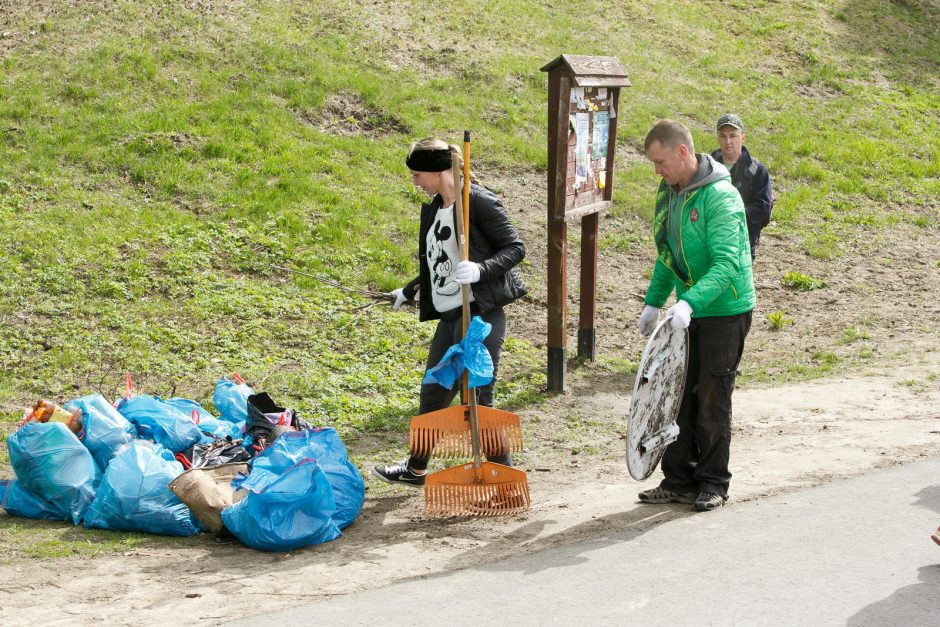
[{"xmin": 408, "ymin": 307, "xmax": 509, "ymax": 471}]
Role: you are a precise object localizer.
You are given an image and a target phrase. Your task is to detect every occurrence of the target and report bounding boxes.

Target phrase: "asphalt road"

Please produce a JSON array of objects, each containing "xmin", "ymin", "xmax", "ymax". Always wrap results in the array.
[{"xmin": 233, "ymin": 458, "xmax": 940, "ymax": 626}]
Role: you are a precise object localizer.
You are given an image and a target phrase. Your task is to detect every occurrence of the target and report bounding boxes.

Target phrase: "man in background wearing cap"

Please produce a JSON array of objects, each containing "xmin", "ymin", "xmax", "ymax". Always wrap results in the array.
[{"xmin": 712, "ymin": 114, "xmax": 774, "ymax": 260}]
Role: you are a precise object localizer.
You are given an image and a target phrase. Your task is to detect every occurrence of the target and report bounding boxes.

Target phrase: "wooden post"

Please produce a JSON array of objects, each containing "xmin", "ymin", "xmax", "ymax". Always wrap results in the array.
[
  {"xmin": 541, "ymin": 56, "xmax": 630, "ymax": 393},
  {"xmin": 577, "ymin": 212, "xmax": 598, "ymax": 362},
  {"xmin": 546, "ymin": 71, "xmax": 569, "ymax": 393}
]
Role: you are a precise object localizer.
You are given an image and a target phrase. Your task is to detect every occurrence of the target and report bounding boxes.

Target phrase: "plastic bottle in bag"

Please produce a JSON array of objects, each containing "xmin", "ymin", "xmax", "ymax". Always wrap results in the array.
[{"xmin": 27, "ymin": 400, "xmax": 83, "ymax": 435}]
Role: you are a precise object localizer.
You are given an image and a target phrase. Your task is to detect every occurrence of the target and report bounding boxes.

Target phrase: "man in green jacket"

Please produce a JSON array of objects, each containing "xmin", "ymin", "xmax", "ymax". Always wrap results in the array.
[{"xmin": 636, "ymin": 119, "xmax": 755, "ymax": 512}]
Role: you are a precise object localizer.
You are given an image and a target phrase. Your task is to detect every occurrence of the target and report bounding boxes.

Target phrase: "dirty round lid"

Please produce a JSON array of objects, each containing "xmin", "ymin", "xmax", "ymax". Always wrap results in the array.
[{"xmin": 626, "ymin": 318, "xmax": 689, "ymax": 480}]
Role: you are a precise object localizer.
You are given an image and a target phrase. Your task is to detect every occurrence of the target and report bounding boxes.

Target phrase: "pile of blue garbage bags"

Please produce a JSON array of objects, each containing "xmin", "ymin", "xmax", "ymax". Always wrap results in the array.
[{"xmin": 0, "ymin": 376, "xmax": 365, "ymax": 552}]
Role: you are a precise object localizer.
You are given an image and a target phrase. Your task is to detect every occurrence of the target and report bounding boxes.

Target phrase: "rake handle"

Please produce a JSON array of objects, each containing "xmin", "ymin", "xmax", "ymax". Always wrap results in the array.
[
  {"xmin": 458, "ymin": 132, "xmax": 471, "ymax": 398},
  {"xmin": 452, "ymin": 131, "xmax": 484, "ymax": 474}
]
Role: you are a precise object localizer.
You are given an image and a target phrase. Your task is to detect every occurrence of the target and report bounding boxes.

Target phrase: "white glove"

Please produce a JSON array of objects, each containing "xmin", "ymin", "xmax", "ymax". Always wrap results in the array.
[
  {"xmin": 455, "ymin": 261, "xmax": 482, "ymax": 285},
  {"xmin": 666, "ymin": 300, "xmax": 693, "ymax": 330},
  {"xmin": 637, "ymin": 305, "xmax": 660, "ymax": 336},
  {"xmin": 390, "ymin": 288, "xmax": 407, "ymax": 310}
]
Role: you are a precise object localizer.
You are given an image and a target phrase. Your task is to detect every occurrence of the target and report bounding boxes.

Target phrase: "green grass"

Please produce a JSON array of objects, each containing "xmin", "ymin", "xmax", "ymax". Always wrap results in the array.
[
  {"xmin": 766, "ymin": 310, "xmax": 794, "ymax": 331},
  {"xmin": 898, "ymin": 377, "xmax": 932, "ymax": 394},
  {"xmin": 744, "ymin": 349, "xmax": 853, "ymax": 384},
  {"xmin": 0, "ymin": 519, "xmax": 176, "ymax": 560},
  {"xmin": 0, "ymin": 0, "xmax": 934, "ymax": 434},
  {"xmin": 595, "ymin": 355, "xmax": 640, "ymax": 376},
  {"xmin": 782, "ymin": 271, "xmax": 827, "ymax": 291},
  {"xmin": 840, "ymin": 325, "xmax": 871, "ymax": 344}
]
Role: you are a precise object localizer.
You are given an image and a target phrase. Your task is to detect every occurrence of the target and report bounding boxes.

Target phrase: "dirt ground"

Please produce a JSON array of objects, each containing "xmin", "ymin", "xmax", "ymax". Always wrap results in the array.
[
  {"xmin": 1, "ymin": 362, "xmax": 938, "ymax": 625},
  {"xmin": 0, "ymin": 166, "xmax": 938, "ymax": 625}
]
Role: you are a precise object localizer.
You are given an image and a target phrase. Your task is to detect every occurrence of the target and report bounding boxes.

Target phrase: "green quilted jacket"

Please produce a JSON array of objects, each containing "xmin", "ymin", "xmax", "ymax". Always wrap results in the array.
[{"xmin": 644, "ymin": 154, "xmax": 756, "ymax": 318}]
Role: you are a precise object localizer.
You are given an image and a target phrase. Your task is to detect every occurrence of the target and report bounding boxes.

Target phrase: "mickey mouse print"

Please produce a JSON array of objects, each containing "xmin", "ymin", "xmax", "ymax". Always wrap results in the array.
[{"xmin": 426, "ymin": 204, "xmax": 471, "ymax": 314}]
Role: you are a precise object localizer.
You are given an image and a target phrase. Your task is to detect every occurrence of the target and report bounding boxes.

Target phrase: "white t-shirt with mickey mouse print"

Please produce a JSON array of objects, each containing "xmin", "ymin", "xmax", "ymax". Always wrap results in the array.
[{"xmin": 426, "ymin": 204, "xmax": 473, "ymax": 314}]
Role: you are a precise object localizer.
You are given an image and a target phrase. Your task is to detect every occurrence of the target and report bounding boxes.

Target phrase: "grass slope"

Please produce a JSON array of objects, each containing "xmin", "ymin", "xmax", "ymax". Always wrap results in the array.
[{"xmin": 0, "ymin": 0, "xmax": 937, "ymax": 460}]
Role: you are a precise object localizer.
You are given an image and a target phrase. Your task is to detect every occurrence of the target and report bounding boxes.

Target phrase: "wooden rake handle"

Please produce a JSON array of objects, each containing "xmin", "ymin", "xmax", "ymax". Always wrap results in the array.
[{"xmin": 452, "ymin": 131, "xmax": 484, "ymax": 472}]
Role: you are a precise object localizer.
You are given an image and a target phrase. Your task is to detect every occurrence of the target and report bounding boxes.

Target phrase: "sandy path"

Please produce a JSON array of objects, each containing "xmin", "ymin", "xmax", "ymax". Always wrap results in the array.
[{"xmin": 1, "ymin": 361, "xmax": 938, "ymax": 625}]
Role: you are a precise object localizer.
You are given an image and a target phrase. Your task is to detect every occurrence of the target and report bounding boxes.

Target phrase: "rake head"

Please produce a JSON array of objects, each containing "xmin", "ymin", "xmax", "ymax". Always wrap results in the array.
[
  {"xmin": 424, "ymin": 461, "xmax": 530, "ymax": 517},
  {"xmin": 409, "ymin": 405, "xmax": 524, "ymax": 459}
]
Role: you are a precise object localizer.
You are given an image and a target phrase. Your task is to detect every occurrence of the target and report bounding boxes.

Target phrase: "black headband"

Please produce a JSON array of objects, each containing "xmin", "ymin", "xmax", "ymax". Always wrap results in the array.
[{"xmin": 406, "ymin": 148, "xmax": 452, "ymax": 172}]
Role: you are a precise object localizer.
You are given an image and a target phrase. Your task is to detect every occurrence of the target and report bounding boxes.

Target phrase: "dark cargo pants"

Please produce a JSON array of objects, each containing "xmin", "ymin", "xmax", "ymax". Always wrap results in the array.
[{"xmin": 660, "ymin": 310, "xmax": 752, "ymax": 498}]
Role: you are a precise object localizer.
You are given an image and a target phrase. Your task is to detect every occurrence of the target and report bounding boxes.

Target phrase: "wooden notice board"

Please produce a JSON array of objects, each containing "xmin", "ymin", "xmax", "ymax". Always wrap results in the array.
[{"xmin": 541, "ymin": 55, "xmax": 630, "ymax": 393}]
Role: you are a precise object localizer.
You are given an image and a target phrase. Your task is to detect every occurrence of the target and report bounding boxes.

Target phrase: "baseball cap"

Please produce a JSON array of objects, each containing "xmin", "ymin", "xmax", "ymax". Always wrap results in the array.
[{"xmin": 717, "ymin": 114, "xmax": 744, "ymax": 131}]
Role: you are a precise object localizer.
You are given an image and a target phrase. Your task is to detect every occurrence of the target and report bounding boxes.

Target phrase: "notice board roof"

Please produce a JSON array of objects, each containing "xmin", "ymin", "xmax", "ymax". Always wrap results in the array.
[{"xmin": 540, "ymin": 55, "xmax": 631, "ymax": 87}]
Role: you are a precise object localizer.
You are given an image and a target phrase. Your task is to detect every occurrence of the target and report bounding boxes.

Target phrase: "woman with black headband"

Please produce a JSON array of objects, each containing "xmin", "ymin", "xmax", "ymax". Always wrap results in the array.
[{"xmin": 373, "ymin": 137, "xmax": 528, "ymax": 487}]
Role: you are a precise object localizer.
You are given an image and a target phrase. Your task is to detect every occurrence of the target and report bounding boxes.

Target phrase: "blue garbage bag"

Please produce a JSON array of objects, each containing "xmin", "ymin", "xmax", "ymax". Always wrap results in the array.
[
  {"xmin": 0, "ymin": 479, "xmax": 66, "ymax": 521},
  {"xmin": 7, "ymin": 422, "xmax": 97, "ymax": 524},
  {"xmin": 213, "ymin": 376, "xmax": 254, "ymax": 423},
  {"xmin": 250, "ymin": 429, "xmax": 364, "ymax": 529},
  {"xmin": 164, "ymin": 397, "xmax": 241, "ymax": 441},
  {"xmin": 64, "ymin": 393, "xmax": 137, "ymax": 471},
  {"xmin": 231, "ymin": 466, "xmax": 277, "ymax": 492},
  {"xmin": 163, "ymin": 397, "xmax": 214, "ymax": 423},
  {"xmin": 83, "ymin": 442, "xmax": 199, "ymax": 536},
  {"xmin": 117, "ymin": 395, "xmax": 203, "ymax": 453},
  {"xmin": 422, "ymin": 315, "xmax": 494, "ymax": 390},
  {"xmin": 221, "ymin": 459, "xmax": 341, "ymax": 552}
]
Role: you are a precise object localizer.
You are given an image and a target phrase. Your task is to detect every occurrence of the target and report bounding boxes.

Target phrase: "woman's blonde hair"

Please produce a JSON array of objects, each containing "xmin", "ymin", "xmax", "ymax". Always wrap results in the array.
[
  {"xmin": 408, "ymin": 137, "xmax": 459, "ymax": 166},
  {"xmin": 408, "ymin": 137, "xmax": 477, "ymax": 181}
]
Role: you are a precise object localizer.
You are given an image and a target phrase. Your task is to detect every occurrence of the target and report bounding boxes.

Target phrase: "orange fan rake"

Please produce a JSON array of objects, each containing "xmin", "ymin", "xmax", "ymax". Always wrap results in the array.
[
  {"xmin": 425, "ymin": 456, "xmax": 532, "ymax": 517},
  {"xmin": 408, "ymin": 404, "xmax": 524, "ymax": 461}
]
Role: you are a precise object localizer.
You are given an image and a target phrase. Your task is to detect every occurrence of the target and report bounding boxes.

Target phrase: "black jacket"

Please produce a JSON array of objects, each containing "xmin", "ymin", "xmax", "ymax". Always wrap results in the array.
[
  {"xmin": 403, "ymin": 184, "xmax": 528, "ymax": 322},
  {"xmin": 711, "ymin": 146, "xmax": 773, "ymax": 258}
]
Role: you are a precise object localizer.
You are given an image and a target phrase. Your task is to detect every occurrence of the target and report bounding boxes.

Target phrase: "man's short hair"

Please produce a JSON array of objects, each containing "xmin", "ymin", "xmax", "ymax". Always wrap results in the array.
[{"xmin": 644, "ymin": 119, "xmax": 695, "ymax": 153}]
